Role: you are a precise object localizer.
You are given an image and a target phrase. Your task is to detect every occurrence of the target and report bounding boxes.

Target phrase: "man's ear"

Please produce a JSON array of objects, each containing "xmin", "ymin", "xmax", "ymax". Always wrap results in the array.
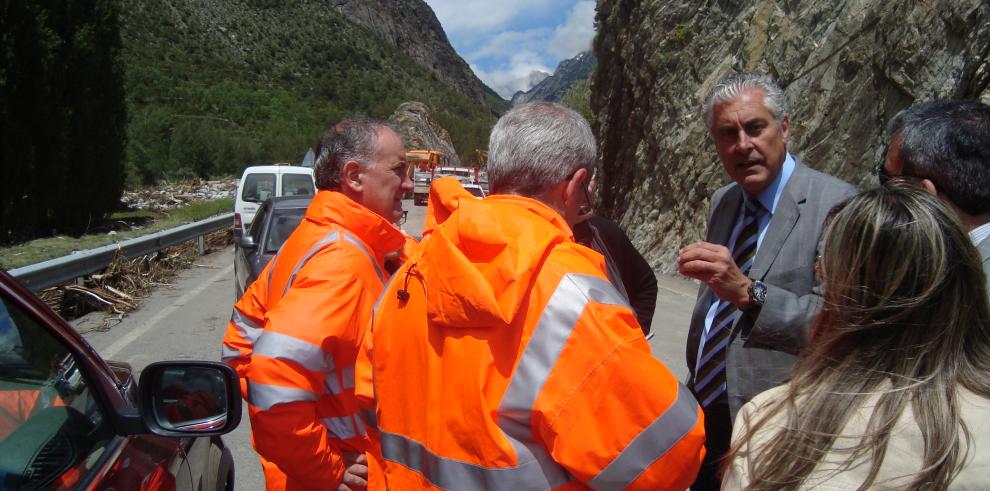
[
  {"xmin": 780, "ymin": 115, "xmax": 790, "ymax": 143},
  {"xmin": 340, "ymin": 161, "xmax": 364, "ymax": 193},
  {"xmin": 563, "ymin": 167, "xmax": 589, "ymax": 221},
  {"xmin": 919, "ymin": 178, "xmax": 938, "ymax": 196}
]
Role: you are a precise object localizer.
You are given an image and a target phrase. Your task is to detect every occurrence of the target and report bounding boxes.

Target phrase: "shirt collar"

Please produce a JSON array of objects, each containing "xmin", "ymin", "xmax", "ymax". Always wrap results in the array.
[
  {"xmin": 748, "ymin": 153, "xmax": 796, "ymax": 215},
  {"xmin": 970, "ymin": 221, "xmax": 990, "ymax": 246},
  {"xmin": 307, "ymin": 191, "xmax": 406, "ymax": 259}
]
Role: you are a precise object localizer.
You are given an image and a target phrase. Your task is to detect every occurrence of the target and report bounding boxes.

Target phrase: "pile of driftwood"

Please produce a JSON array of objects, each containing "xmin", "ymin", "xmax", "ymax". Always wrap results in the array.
[
  {"xmin": 120, "ymin": 177, "xmax": 237, "ymax": 211},
  {"xmin": 39, "ymin": 229, "xmax": 231, "ymax": 327}
]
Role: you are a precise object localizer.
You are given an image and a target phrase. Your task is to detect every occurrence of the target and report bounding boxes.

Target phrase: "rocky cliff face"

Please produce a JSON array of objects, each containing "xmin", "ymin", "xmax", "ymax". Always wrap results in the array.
[
  {"xmin": 389, "ymin": 101, "xmax": 461, "ymax": 165},
  {"xmin": 327, "ymin": 0, "xmax": 505, "ymax": 112},
  {"xmin": 593, "ymin": 0, "xmax": 990, "ymax": 273},
  {"xmin": 513, "ymin": 51, "xmax": 597, "ymax": 105},
  {"xmin": 510, "ymin": 71, "xmax": 551, "ymax": 105}
]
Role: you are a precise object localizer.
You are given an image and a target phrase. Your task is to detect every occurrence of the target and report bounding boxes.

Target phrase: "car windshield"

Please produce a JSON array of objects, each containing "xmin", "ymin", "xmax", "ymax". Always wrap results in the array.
[
  {"xmin": 0, "ymin": 295, "xmax": 113, "ymax": 489},
  {"xmin": 242, "ymin": 173, "xmax": 276, "ymax": 204},
  {"xmin": 265, "ymin": 208, "xmax": 307, "ymax": 253},
  {"xmin": 281, "ymin": 174, "xmax": 314, "ymax": 197}
]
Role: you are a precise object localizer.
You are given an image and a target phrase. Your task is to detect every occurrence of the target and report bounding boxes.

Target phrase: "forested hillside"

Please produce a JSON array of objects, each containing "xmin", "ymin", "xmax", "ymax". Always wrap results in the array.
[
  {"xmin": 121, "ymin": 0, "xmax": 497, "ymax": 185},
  {"xmin": 329, "ymin": 0, "xmax": 508, "ymax": 113}
]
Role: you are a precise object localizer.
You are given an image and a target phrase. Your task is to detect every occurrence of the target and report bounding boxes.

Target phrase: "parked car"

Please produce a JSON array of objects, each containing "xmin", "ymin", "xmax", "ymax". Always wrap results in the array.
[
  {"xmin": 0, "ymin": 269, "xmax": 242, "ymax": 490},
  {"xmin": 234, "ymin": 164, "xmax": 314, "ymax": 238},
  {"xmin": 234, "ymin": 196, "xmax": 312, "ymax": 299}
]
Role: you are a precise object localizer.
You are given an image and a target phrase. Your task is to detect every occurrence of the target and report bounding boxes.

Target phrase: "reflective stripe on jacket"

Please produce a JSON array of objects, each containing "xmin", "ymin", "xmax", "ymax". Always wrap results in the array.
[
  {"xmin": 356, "ymin": 184, "xmax": 706, "ymax": 490},
  {"xmin": 223, "ymin": 190, "xmax": 406, "ymax": 490}
]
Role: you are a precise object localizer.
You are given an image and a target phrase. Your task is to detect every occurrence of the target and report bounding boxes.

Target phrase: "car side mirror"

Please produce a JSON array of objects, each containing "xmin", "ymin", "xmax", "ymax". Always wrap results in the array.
[
  {"xmin": 239, "ymin": 234, "xmax": 257, "ymax": 250},
  {"xmin": 139, "ymin": 361, "xmax": 241, "ymax": 437}
]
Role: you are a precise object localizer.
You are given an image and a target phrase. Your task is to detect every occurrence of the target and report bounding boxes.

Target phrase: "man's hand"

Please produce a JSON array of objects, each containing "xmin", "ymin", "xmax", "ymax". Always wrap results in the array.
[
  {"xmin": 678, "ymin": 241, "xmax": 752, "ymax": 310},
  {"xmin": 335, "ymin": 452, "xmax": 369, "ymax": 491}
]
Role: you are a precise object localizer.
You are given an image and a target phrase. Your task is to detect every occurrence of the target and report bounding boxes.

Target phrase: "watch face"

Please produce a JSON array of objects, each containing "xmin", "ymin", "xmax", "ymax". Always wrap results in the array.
[{"xmin": 751, "ymin": 281, "xmax": 767, "ymax": 305}]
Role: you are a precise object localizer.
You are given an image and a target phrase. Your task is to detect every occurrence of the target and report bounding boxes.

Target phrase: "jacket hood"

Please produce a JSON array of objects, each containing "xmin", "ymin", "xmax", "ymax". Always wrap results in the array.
[
  {"xmin": 422, "ymin": 177, "xmax": 473, "ymax": 237},
  {"xmin": 419, "ymin": 181, "xmax": 577, "ymax": 329}
]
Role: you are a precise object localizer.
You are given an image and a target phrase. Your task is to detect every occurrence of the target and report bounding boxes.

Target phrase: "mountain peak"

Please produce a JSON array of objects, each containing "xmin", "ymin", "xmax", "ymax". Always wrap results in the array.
[
  {"xmin": 327, "ymin": 0, "xmax": 505, "ymax": 112},
  {"xmin": 512, "ymin": 51, "xmax": 596, "ymax": 105}
]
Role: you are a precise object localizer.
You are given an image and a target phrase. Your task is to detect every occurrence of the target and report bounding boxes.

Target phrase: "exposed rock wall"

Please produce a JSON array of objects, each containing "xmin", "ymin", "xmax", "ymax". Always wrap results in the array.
[
  {"xmin": 593, "ymin": 0, "xmax": 990, "ymax": 273},
  {"xmin": 327, "ymin": 0, "xmax": 502, "ymax": 112},
  {"xmin": 389, "ymin": 101, "xmax": 461, "ymax": 165}
]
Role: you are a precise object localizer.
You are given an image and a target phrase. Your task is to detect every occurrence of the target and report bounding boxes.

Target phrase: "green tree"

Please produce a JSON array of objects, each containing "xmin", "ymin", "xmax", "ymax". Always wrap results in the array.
[
  {"xmin": 1, "ymin": 0, "xmax": 127, "ymax": 244},
  {"xmin": 560, "ymin": 79, "xmax": 593, "ymax": 124},
  {"xmin": 127, "ymin": 105, "xmax": 175, "ymax": 186},
  {"xmin": 170, "ymin": 119, "xmax": 219, "ymax": 179},
  {"xmin": 118, "ymin": 0, "xmax": 497, "ymax": 182}
]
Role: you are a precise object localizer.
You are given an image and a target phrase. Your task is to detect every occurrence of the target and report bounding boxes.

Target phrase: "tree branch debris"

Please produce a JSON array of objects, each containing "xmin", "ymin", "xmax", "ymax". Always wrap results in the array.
[{"xmin": 38, "ymin": 229, "xmax": 231, "ymax": 321}]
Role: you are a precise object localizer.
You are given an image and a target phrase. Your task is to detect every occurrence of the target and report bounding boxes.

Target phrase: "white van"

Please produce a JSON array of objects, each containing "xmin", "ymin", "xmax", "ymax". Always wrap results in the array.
[{"xmin": 234, "ymin": 164, "xmax": 315, "ymax": 237}]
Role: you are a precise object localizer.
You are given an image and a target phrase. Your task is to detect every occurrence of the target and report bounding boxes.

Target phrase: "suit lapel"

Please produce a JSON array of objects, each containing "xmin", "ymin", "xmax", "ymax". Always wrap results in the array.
[
  {"xmin": 750, "ymin": 164, "xmax": 807, "ymax": 279},
  {"xmin": 708, "ymin": 186, "xmax": 743, "ymax": 246}
]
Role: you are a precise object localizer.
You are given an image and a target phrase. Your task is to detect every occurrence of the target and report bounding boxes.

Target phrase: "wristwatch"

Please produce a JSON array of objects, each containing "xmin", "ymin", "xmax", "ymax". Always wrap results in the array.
[{"xmin": 747, "ymin": 279, "xmax": 767, "ymax": 311}]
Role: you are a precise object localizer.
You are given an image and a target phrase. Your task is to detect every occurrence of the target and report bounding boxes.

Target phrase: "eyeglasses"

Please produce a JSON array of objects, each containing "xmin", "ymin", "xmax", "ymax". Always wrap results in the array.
[
  {"xmin": 873, "ymin": 160, "xmax": 893, "ymax": 186},
  {"xmin": 569, "ymin": 169, "xmax": 594, "ymax": 216},
  {"xmin": 873, "ymin": 159, "xmax": 936, "ymax": 190}
]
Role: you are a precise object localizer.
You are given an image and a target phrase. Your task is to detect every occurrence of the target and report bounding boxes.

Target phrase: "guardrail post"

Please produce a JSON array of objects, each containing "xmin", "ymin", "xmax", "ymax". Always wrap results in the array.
[{"xmin": 196, "ymin": 235, "xmax": 205, "ymax": 255}]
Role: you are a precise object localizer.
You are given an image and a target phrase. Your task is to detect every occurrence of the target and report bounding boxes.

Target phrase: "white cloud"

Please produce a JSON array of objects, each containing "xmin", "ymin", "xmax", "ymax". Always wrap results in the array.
[
  {"xmin": 467, "ymin": 29, "xmax": 550, "ymax": 63},
  {"xmin": 424, "ymin": 0, "xmax": 560, "ymax": 35},
  {"xmin": 527, "ymin": 71, "xmax": 552, "ymax": 87},
  {"xmin": 472, "ymin": 54, "xmax": 554, "ymax": 99},
  {"xmin": 547, "ymin": 1, "xmax": 595, "ymax": 60},
  {"xmin": 422, "ymin": 1, "xmax": 597, "ymax": 100}
]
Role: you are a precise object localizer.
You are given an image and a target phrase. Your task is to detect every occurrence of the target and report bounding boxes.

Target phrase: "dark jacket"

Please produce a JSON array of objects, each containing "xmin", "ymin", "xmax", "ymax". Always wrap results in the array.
[{"xmin": 573, "ymin": 215, "xmax": 658, "ymax": 333}]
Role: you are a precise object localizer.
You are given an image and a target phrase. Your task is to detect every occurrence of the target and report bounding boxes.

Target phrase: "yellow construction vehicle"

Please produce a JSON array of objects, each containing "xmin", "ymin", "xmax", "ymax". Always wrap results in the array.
[{"xmin": 407, "ymin": 150, "xmax": 448, "ymax": 205}]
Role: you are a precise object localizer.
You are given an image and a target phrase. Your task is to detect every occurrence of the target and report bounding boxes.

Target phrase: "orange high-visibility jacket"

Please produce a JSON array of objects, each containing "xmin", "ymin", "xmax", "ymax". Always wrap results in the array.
[
  {"xmin": 356, "ymin": 184, "xmax": 706, "ymax": 490},
  {"xmin": 422, "ymin": 176, "xmax": 475, "ymax": 237},
  {"xmin": 223, "ymin": 190, "xmax": 406, "ymax": 490}
]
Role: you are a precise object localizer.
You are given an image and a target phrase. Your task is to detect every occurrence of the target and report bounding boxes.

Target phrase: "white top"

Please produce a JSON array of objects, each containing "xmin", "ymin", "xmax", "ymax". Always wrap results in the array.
[
  {"xmin": 970, "ymin": 221, "xmax": 990, "ymax": 246},
  {"xmin": 724, "ymin": 384, "xmax": 990, "ymax": 490}
]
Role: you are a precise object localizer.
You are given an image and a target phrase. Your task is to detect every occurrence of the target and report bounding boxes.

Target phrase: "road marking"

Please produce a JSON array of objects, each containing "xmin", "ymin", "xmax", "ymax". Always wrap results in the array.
[{"xmin": 103, "ymin": 263, "xmax": 234, "ymax": 359}]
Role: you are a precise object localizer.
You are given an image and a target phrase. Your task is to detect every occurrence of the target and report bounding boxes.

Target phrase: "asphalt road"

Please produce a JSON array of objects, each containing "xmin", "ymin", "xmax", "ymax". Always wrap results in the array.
[{"xmin": 75, "ymin": 198, "xmax": 697, "ymax": 490}]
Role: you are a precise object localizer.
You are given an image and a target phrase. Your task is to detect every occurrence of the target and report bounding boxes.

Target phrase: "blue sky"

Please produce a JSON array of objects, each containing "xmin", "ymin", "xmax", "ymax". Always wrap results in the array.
[{"xmin": 423, "ymin": 0, "xmax": 596, "ymax": 100}]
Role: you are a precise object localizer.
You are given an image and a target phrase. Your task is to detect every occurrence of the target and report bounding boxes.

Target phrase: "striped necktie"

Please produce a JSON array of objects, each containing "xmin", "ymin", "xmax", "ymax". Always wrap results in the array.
[{"xmin": 692, "ymin": 197, "xmax": 765, "ymax": 407}]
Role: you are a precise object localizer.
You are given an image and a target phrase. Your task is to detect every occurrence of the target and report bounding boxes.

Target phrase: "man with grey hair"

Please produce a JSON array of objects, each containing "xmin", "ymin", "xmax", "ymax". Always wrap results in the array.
[
  {"xmin": 679, "ymin": 73, "xmax": 855, "ymax": 490},
  {"xmin": 224, "ymin": 116, "xmax": 412, "ymax": 490},
  {"xmin": 356, "ymin": 102, "xmax": 705, "ymax": 490},
  {"xmin": 880, "ymin": 99, "xmax": 990, "ymax": 291}
]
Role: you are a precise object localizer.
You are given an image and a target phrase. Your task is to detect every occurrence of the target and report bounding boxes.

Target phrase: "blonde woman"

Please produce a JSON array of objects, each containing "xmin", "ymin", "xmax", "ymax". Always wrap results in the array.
[{"xmin": 723, "ymin": 182, "xmax": 990, "ymax": 490}]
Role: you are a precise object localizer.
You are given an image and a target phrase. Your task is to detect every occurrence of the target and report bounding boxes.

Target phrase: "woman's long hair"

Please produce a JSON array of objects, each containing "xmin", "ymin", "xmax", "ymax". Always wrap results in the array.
[{"xmin": 728, "ymin": 181, "xmax": 990, "ymax": 490}]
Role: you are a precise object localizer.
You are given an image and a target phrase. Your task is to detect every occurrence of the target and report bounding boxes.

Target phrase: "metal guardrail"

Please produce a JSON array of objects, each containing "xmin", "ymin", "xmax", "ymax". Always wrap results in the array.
[{"xmin": 9, "ymin": 213, "xmax": 233, "ymax": 291}]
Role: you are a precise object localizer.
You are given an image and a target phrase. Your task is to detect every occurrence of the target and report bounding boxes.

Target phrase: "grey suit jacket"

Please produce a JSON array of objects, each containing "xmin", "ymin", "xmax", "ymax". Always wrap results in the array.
[{"xmin": 686, "ymin": 160, "xmax": 856, "ymax": 419}]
